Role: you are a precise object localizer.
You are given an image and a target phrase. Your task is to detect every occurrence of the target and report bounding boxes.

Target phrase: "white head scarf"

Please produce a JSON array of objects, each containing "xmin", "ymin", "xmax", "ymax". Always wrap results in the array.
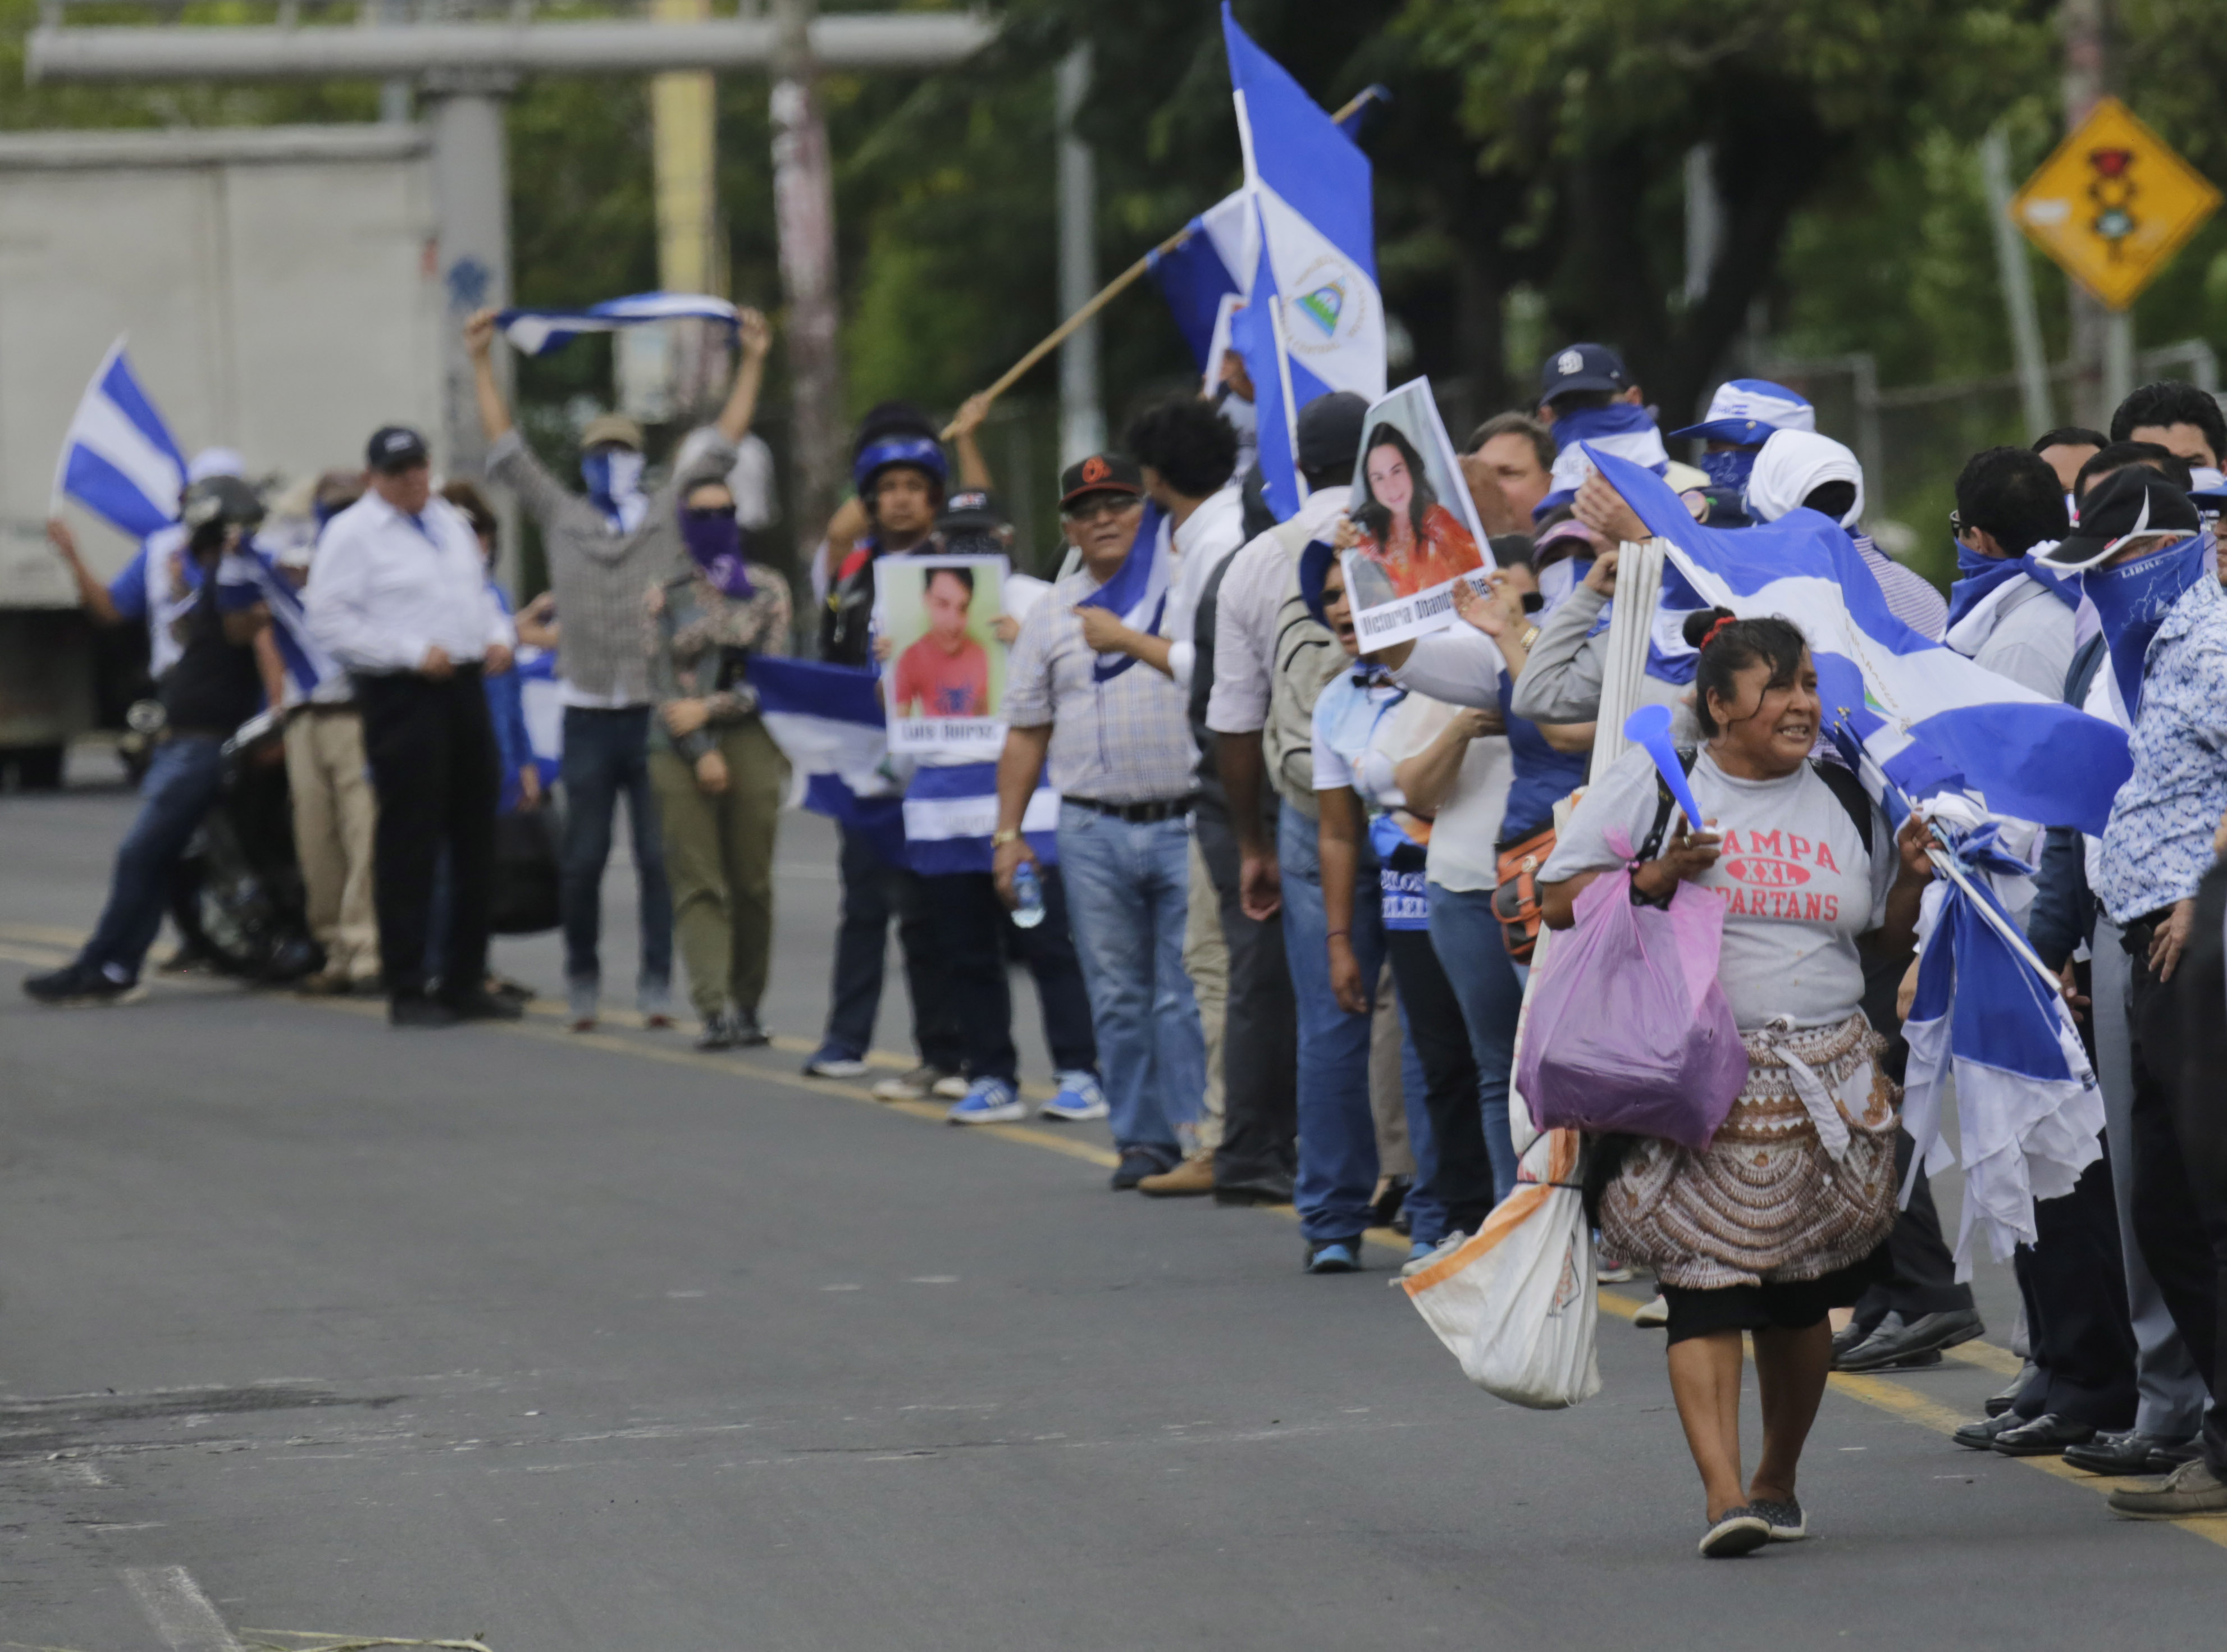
[{"xmin": 1746, "ymin": 429, "xmax": 1865, "ymax": 528}]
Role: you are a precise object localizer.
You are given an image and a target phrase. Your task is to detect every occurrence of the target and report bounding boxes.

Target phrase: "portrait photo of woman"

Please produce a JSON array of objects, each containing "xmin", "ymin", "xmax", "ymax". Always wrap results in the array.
[{"xmin": 1347, "ymin": 419, "xmax": 1485, "ymax": 607}]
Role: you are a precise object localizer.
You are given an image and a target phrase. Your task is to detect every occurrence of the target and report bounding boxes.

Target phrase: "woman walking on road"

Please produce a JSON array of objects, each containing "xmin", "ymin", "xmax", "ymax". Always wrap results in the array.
[{"xmin": 1539, "ymin": 610, "xmax": 1933, "ymax": 1558}]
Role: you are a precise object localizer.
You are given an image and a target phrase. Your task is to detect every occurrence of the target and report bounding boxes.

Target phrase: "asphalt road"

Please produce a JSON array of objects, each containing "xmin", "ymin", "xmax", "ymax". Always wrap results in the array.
[{"xmin": 0, "ymin": 756, "xmax": 2219, "ymax": 1651}]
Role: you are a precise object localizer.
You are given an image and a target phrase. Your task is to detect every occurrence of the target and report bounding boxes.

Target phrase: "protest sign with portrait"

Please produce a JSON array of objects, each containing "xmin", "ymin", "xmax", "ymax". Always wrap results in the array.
[
  {"xmin": 877, "ymin": 554, "xmax": 1010, "ymax": 758},
  {"xmin": 1340, "ymin": 377, "xmax": 1495, "ymax": 649}
]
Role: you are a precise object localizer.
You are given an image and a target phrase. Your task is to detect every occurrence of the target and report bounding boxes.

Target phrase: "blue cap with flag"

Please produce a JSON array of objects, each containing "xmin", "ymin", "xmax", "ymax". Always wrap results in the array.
[{"xmin": 1668, "ymin": 379, "xmax": 1817, "ymax": 447}]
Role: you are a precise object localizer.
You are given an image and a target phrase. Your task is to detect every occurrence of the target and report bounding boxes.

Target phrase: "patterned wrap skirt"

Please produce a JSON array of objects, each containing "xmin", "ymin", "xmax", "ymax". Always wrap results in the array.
[{"xmin": 1598, "ymin": 1012, "xmax": 1899, "ymax": 1292}]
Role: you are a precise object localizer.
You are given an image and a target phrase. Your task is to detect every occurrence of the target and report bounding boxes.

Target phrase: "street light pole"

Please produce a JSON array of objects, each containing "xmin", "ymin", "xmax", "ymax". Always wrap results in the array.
[{"xmin": 771, "ymin": 0, "xmax": 843, "ymax": 563}]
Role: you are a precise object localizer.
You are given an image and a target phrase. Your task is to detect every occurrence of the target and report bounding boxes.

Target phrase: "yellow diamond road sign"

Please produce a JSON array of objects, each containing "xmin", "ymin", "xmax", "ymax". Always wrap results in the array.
[{"xmin": 2010, "ymin": 95, "xmax": 2221, "ymax": 312}]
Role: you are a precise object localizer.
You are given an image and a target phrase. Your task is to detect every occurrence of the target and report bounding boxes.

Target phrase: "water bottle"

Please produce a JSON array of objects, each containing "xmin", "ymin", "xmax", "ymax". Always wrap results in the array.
[{"xmin": 1011, "ymin": 860, "xmax": 1046, "ymax": 929}]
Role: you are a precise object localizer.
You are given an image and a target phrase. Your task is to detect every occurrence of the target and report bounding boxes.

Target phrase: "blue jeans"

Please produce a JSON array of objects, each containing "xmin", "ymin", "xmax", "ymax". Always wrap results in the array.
[
  {"xmin": 1426, "ymin": 881, "xmax": 1526, "ymax": 1202},
  {"xmin": 1055, "ymin": 804, "xmax": 1204, "ymax": 1157},
  {"xmin": 1279, "ymin": 800, "xmax": 1445, "ymax": 1244},
  {"xmin": 80, "ymin": 735, "xmax": 227, "ymax": 982},
  {"xmin": 560, "ymin": 706, "xmax": 672, "ymax": 998}
]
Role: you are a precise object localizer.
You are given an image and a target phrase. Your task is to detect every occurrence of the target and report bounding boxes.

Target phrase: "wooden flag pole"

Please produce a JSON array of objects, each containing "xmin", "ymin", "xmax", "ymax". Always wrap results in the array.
[{"xmin": 941, "ymin": 86, "xmax": 1382, "ymax": 438}]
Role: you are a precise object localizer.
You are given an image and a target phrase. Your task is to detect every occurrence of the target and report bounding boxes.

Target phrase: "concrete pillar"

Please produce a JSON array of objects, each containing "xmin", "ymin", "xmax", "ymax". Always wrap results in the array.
[
  {"xmin": 425, "ymin": 83, "xmax": 512, "ymax": 490},
  {"xmin": 652, "ymin": 0, "xmax": 721, "ymax": 296},
  {"xmin": 772, "ymin": 0, "xmax": 842, "ymax": 564},
  {"xmin": 1056, "ymin": 45, "xmax": 1103, "ymax": 464}
]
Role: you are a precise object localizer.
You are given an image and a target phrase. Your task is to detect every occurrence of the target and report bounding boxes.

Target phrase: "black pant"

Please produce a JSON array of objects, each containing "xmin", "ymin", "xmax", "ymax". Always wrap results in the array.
[
  {"xmin": 1194, "ymin": 793, "xmax": 1297, "ymax": 1186},
  {"xmin": 2010, "ymin": 1146, "xmax": 2138, "ymax": 1427},
  {"xmin": 822, "ymin": 819, "xmax": 961, "ymax": 1069},
  {"xmin": 356, "ymin": 669, "xmax": 498, "ymax": 1002},
  {"xmin": 1385, "ymin": 927, "xmax": 1496, "ymax": 1236},
  {"xmin": 1854, "ymin": 951, "xmax": 1975, "ymax": 1325},
  {"xmin": 2130, "ymin": 903, "xmax": 2227, "ymax": 1473},
  {"xmin": 925, "ymin": 868, "xmax": 1096, "ymax": 1085}
]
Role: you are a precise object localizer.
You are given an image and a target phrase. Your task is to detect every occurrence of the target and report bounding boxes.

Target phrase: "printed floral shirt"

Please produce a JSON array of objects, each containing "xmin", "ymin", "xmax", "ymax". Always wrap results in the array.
[{"xmin": 2096, "ymin": 574, "xmax": 2227, "ymax": 925}]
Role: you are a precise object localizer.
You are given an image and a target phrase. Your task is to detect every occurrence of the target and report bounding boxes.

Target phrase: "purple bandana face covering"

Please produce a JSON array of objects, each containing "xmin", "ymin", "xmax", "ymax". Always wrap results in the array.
[{"xmin": 682, "ymin": 509, "xmax": 754, "ymax": 601}]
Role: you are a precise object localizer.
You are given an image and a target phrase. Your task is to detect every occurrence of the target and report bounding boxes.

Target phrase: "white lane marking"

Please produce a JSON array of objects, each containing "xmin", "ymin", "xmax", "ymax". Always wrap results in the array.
[{"xmin": 126, "ymin": 1566, "xmax": 247, "ymax": 1652}]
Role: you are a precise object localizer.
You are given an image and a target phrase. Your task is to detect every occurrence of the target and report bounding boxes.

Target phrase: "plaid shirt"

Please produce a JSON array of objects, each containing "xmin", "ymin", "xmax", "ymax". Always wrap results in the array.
[
  {"xmin": 1005, "ymin": 566, "xmax": 1198, "ymax": 804},
  {"xmin": 488, "ymin": 429, "xmax": 735, "ymax": 704}
]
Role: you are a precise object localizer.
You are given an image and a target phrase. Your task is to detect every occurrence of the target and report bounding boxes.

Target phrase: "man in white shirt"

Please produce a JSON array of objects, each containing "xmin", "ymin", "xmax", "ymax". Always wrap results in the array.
[
  {"xmin": 306, "ymin": 425, "xmax": 521, "ymax": 1028},
  {"xmin": 1943, "ymin": 445, "xmax": 2077, "ymax": 699},
  {"xmin": 1201, "ymin": 390, "xmax": 1367, "ymax": 1206}
]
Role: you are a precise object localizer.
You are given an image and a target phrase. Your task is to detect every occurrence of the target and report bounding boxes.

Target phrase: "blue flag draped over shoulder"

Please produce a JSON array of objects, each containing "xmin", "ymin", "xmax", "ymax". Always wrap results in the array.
[
  {"xmin": 1584, "ymin": 446, "xmax": 2132, "ymax": 834},
  {"xmin": 1224, "ymin": 4, "xmax": 1386, "ymax": 521},
  {"xmin": 54, "ymin": 339, "xmax": 188, "ymax": 539},
  {"xmin": 1073, "ymin": 503, "xmax": 1170, "ymax": 682}
]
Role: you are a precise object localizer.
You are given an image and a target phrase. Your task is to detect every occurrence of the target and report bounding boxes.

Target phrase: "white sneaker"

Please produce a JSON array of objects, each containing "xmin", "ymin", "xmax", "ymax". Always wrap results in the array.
[
  {"xmin": 1633, "ymin": 1294, "xmax": 1670, "ymax": 1328},
  {"xmin": 871, "ymin": 1064, "xmax": 957, "ymax": 1102}
]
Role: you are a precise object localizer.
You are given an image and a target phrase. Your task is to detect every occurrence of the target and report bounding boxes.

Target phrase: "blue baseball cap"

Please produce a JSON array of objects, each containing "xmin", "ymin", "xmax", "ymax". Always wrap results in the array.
[
  {"xmin": 1668, "ymin": 378, "xmax": 1816, "ymax": 446},
  {"xmin": 1539, "ymin": 342, "xmax": 1631, "ymax": 402}
]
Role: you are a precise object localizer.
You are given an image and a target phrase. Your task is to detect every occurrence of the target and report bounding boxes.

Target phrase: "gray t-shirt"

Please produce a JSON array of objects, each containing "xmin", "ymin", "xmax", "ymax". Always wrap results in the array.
[{"xmin": 1541, "ymin": 745, "xmax": 1895, "ymax": 1030}]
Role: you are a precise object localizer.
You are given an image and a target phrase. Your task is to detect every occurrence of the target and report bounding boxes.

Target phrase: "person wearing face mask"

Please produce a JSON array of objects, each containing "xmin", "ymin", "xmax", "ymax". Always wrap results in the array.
[
  {"xmin": 1742, "ymin": 430, "xmax": 1947, "ymax": 641},
  {"xmin": 468, "ymin": 305, "xmax": 774, "ymax": 1034},
  {"xmin": 1666, "ymin": 379, "xmax": 1817, "ymax": 527},
  {"xmin": 1943, "ymin": 446, "xmax": 2077, "ymax": 698},
  {"xmin": 2040, "ymin": 469, "xmax": 2227, "ymax": 1519},
  {"xmin": 646, "ymin": 473, "xmax": 793, "ymax": 1051}
]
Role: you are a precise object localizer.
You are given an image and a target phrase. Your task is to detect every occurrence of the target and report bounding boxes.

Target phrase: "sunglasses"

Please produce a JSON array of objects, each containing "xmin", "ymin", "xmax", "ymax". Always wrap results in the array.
[
  {"xmin": 1061, "ymin": 494, "xmax": 1142, "ymax": 524},
  {"xmin": 684, "ymin": 505, "xmax": 738, "ymax": 523}
]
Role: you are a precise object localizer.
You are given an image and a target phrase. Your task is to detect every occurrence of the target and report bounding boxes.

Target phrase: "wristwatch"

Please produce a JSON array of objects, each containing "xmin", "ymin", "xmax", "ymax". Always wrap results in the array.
[
  {"xmin": 1519, "ymin": 624, "xmax": 1541, "ymax": 649},
  {"xmin": 990, "ymin": 828, "xmax": 1023, "ymax": 846}
]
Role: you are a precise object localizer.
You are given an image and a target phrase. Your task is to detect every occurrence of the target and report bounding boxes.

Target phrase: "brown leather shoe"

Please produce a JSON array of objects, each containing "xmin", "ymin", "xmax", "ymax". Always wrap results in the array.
[{"xmin": 1139, "ymin": 1153, "xmax": 1216, "ymax": 1198}]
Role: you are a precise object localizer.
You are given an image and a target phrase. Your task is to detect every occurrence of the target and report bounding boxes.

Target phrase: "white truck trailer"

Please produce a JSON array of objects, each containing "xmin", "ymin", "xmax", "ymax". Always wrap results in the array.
[{"xmin": 0, "ymin": 122, "xmax": 441, "ymax": 784}]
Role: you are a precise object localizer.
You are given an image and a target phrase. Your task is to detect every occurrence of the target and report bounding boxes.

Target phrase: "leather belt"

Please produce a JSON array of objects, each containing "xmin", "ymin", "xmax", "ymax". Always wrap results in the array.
[{"xmin": 1062, "ymin": 793, "xmax": 1198, "ymax": 824}]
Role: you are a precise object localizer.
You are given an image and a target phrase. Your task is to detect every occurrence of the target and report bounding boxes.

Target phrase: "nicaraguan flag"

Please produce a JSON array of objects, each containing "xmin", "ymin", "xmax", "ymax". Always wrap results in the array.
[
  {"xmin": 1587, "ymin": 446, "xmax": 2132, "ymax": 834},
  {"xmin": 54, "ymin": 337, "xmax": 188, "ymax": 539},
  {"xmin": 1073, "ymin": 503, "xmax": 1171, "ymax": 682},
  {"xmin": 902, "ymin": 764, "xmax": 1061, "ymax": 877},
  {"xmin": 246, "ymin": 549, "xmax": 344, "ymax": 704},
  {"xmin": 1224, "ymin": 4, "xmax": 1385, "ymax": 521},
  {"xmin": 496, "ymin": 292, "xmax": 740, "ymax": 357},
  {"xmin": 1899, "ymin": 825, "xmax": 2103, "ymax": 1276}
]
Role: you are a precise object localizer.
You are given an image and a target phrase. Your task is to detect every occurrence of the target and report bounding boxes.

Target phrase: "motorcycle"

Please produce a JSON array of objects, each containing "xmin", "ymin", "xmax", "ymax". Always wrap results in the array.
[{"xmin": 166, "ymin": 706, "xmax": 321, "ymax": 983}]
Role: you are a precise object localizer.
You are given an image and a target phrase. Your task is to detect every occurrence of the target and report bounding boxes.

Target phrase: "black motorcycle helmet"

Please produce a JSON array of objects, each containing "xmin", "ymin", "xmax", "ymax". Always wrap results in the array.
[{"xmin": 182, "ymin": 474, "xmax": 264, "ymax": 554}]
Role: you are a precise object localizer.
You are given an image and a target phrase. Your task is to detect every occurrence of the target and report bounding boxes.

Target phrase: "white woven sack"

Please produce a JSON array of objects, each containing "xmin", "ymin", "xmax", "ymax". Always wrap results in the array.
[{"xmin": 1400, "ymin": 1129, "xmax": 1600, "ymax": 1409}]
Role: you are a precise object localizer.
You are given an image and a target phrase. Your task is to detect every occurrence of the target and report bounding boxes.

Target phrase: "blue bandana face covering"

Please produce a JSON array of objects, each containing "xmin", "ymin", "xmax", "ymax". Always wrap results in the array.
[
  {"xmin": 1699, "ymin": 447, "xmax": 1757, "ymax": 492},
  {"xmin": 581, "ymin": 448, "xmax": 646, "ymax": 531},
  {"xmin": 2082, "ymin": 533, "xmax": 2208, "ymax": 717}
]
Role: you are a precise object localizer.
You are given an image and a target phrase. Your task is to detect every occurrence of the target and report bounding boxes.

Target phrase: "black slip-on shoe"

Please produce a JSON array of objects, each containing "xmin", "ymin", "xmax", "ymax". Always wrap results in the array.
[
  {"xmin": 1747, "ymin": 1496, "xmax": 1806, "ymax": 1542},
  {"xmin": 1699, "ymin": 1508, "xmax": 1771, "ymax": 1558},
  {"xmin": 441, "ymin": 989, "xmax": 525, "ymax": 1022},
  {"xmin": 1991, "ymin": 1413, "xmax": 2096, "ymax": 1457},
  {"xmin": 1834, "ymin": 1307, "xmax": 1984, "ymax": 1372},
  {"xmin": 1952, "ymin": 1411, "xmax": 2030, "ymax": 1451},
  {"xmin": 390, "ymin": 994, "xmax": 460, "ymax": 1028},
  {"xmin": 2061, "ymin": 1430, "xmax": 2198, "ymax": 1476}
]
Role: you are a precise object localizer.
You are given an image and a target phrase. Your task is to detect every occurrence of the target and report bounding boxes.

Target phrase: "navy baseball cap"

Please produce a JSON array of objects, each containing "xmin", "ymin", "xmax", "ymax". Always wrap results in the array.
[
  {"xmin": 1539, "ymin": 343, "xmax": 1631, "ymax": 402},
  {"xmin": 938, "ymin": 489, "xmax": 1007, "ymax": 533},
  {"xmin": 367, "ymin": 425, "xmax": 430, "ymax": 473}
]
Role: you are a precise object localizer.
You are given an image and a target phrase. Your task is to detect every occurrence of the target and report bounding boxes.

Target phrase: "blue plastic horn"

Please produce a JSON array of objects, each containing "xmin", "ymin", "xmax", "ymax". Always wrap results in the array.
[{"xmin": 1623, "ymin": 703, "xmax": 1705, "ymax": 833}]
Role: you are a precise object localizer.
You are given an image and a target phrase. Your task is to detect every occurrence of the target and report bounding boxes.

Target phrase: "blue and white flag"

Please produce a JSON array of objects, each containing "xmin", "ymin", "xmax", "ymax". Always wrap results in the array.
[
  {"xmin": 1149, "ymin": 90, "xmax": 1382, "ymax": 374},
  {"xmin": 514, "ymin": 645, "xmax": 564, "ymax": 789},
  {"xmin": 53, "ymin": 337, "xmax": 188, "ymax": 539},
  {"xmin": 495, "ymin": 292, "xmax": 739, "ymax": 358},
  {"xmin": 247, "ymin": 549, "xmax": 344, "ymax": 705},
  {"xmin": 902, "ymin": 763, "xmax": 1060, "ymax": 877},
  {"xmin": 1587, "ymin": 446, "xmax": 2133, "ymax": 834},
  {"xmin": 1899, "ymin": 824, "xmax": 2103, "ymax": 1275},
  {"xmin": 1074, "ymin": 503, "xmax": 1171, "ymax": 682},
  {"xmin": 1224, "ymin": 4, "xmax": 1386, "ymax": 521}
]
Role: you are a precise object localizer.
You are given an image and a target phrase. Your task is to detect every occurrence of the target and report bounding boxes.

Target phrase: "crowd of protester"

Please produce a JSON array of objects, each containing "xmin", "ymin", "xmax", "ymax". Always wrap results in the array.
[{"xmin": 22, "ymin": 312, "xmax": 2227, "ymax": 1554}]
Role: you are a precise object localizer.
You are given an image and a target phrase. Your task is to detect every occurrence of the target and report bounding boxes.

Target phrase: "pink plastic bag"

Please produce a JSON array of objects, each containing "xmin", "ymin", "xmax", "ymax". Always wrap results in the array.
[{"xmin": 1514, "ymin": 829, "xmax": 1747, "ymax": 1152}]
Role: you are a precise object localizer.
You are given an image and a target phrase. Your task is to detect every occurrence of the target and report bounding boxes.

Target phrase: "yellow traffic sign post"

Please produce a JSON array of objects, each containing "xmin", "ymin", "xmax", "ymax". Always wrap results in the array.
[{"xmin": 2010, "ymin": 95, "xmax": 2221, "ymax": 312}]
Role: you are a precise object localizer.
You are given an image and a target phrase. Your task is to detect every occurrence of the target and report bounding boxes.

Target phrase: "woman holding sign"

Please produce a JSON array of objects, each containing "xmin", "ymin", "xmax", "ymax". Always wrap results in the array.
[{"xmin": 1536, "ymin": 610, "xmax": 1933, "ymax": 1559}]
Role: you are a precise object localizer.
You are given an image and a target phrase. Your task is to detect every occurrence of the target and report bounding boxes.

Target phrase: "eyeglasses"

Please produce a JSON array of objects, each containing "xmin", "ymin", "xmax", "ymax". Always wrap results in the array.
[{"xmin": 1062, "ymin": 495, "xmax": 1142, "ymax": 524}]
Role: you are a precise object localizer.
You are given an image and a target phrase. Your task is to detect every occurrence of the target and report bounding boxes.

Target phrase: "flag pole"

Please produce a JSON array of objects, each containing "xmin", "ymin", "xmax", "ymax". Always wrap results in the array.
[{"xmin": 941, "ymin": 86, "xmax": 1381, "ymax": 439}]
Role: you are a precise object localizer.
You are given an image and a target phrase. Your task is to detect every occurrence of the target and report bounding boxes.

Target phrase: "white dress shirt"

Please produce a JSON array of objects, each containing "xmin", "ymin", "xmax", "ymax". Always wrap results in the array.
[
  {"xmin": 1161, "ymin": 482, "xmax": 1249, "ymax": 690},
  {"xmin": 1206, "ymin": 483, "xmax": 1350, "ymax": 735},
  {"xmin": 305, "ymin": 491, "xmax": 514, "ymax": 674}
]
